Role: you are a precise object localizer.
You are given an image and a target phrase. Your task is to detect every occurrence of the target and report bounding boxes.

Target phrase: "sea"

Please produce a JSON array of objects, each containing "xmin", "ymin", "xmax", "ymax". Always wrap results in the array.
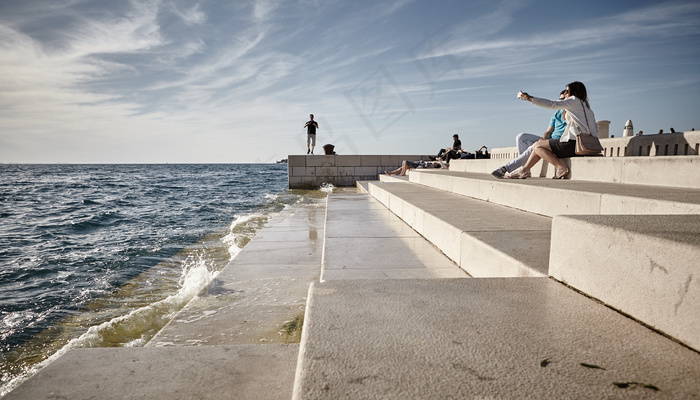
[{"xmin": 0, "ymin": 163, "xmax": 328, "ymax": 396}]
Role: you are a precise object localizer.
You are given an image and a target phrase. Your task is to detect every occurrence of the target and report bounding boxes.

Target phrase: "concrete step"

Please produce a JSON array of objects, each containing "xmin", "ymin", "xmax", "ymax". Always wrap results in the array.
[
  {"xmin": 4, "ymin": 345, "xmax": 298, "ymax": 400},
  {"xmin": 322, "ymin": 188, "xmax": 467, "ymax": 280},
  {"xmin": 293, "ymin": 278, "xmax": 700, "ymax": 399},
  {"xmin": 148, "ymin": 204, "xmax": 324, "ymax": 347},
  {"xmin": 378, "ymin": 174, "xmax": 408, "ymax": 183},
  {"xmin": 366, "ymin": 181, "xmax": 551, "ymax": 277},
  {"xmin": 450, "ymin": 155, "xmax": 700, "ymax": 189},
  {"xmin": 408, "ymin": 169, "xmax": 700, "ymax": 217},
  {"xmin": 549, "ymin": 214, "xmax": 700, "ymax": 351}
]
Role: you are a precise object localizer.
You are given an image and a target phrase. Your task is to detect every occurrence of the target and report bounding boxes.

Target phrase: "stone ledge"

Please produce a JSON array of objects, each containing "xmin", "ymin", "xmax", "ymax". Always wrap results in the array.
[
  {"xmin": 409, "ymin": 170, "xmax": 700, "ymax": 216},
  {"xmin": 549, "ymin": 214, "xmax": 700, "ymax": 351},
  {"xmin": 490, "ymin": 131, "xmax": 700, "ymax": 158},
  {"xmin": 288, "ymin": 155, "xmax": 431, "ymax": 188},
  {"xmin": 450, "ymin": 154, "xmax": 700, "ymax": 188}
]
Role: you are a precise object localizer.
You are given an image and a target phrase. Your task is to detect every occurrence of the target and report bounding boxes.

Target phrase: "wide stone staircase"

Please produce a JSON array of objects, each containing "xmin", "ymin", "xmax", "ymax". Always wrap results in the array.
[
  {"xmin": 6, "ymin": 156, "xmax": 700, "ymax": 399},
  {"xmin": 293, "ymin": 156, "xmax": 700, "ymax": 399}
]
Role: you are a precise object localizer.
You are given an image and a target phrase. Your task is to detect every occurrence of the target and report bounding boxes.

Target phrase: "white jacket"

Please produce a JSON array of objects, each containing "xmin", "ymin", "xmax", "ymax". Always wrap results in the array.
[{"xmin": 530, "ymin": 96, "xmax": 598, "ymax": 142}]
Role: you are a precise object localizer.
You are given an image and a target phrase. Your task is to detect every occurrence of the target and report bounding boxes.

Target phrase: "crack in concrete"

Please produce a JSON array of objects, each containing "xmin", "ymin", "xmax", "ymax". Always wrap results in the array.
[{"xmin": 674, "ymin": 275, "xmax": 693, "ymax": 314}]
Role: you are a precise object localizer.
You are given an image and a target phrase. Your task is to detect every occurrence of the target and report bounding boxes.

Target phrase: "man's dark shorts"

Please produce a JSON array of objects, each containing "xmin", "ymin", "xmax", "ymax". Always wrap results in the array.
[{"xmin": 549, "ymin": 139, "xmax": 577, "ymax": 158}]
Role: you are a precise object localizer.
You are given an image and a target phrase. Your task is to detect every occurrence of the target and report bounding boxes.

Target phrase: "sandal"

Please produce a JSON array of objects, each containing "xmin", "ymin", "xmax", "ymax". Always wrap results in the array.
[
  {"xmin": 508, "ymin": 167, "xmax": 531, "ymax": 179},
  {"xmin": 553, "ymin": 167, "xmax": 569, "ymax": 179}
]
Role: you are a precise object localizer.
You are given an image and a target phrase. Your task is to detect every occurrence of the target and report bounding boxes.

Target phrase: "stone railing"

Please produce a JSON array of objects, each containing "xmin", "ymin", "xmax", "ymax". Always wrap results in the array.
[{"xmin": 491, "ymin": 131, "xmax": 700, "ymax": 160}]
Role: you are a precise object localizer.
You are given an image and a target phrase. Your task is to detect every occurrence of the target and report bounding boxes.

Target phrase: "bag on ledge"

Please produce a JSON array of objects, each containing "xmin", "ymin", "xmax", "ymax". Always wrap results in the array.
[
  {"xmin": 575, "ymin": 133, "xmax": 603, "ymax": 156},
  {"xmin": 475, "ymin": 149, "xmax": 490, "ymax": 159}
]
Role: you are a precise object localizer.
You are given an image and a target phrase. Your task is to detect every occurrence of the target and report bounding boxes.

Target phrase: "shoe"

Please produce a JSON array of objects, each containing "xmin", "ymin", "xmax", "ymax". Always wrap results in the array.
[
  {"xmin": 307, "ymin": 149, "xmax": 310, "ymax": 154},
  {"xmin": 491, "ymin": 166, "xmax": 507, "ymax": 178},
  {"xmin": 508, "ymin": 167, "xmax": 530, "ymax": 179},
  {"xmin": 311, "ymin": 151, "xmax": 314, "ymax": 155},
  {"xmin": 553, "ymin": 167, "xmax": 569, "ymax": 179}
]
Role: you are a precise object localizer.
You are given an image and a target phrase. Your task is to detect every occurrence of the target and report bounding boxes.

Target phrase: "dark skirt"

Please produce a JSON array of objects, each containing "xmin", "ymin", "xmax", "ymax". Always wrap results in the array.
[{"xmin": 549, "ymin": 139, "xmax": 577, "ymax": 158}]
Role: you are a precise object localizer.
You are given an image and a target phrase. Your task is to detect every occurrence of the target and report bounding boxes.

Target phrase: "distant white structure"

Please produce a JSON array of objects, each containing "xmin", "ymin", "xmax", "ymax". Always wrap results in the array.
[
  {"xmin": 596, "ymin": 120, "xmax": 610, "ymax": 139},
  {"xmin": 623, "ymin": 120, "xmax": 634, "ymax": 137}
]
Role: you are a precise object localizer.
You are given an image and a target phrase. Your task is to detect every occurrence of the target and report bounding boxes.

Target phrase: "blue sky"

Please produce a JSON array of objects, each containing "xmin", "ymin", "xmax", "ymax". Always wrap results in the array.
[{"xmin": 1, "ymin": 0, "xmax": 698, "ymax": 163}]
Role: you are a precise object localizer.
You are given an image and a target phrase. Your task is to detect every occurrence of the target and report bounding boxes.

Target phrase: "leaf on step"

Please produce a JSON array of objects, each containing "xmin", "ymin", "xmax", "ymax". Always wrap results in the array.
[
  {"xmin": 613, "ymin": 382, "xmax": 660, "ymax": 391},
  {"xmin": 540, "ymin": 358, "xmax": 551, "ymax": 367},
  {"xmin": 579, "ymin": 362, "xmax": 606, "ymax": 370}
]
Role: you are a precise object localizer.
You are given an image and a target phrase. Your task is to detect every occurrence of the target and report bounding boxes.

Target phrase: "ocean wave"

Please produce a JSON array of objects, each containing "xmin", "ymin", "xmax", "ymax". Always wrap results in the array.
[
  {"xmin": 0, "ymin": 251, "xmax": 218, "ymax": 396},
  {"xmin": 222, "ymin": 213, "xmax": 269, "ymax": 259}
]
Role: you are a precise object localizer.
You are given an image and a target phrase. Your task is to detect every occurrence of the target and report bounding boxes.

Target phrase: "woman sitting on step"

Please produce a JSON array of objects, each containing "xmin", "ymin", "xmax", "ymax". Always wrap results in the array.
[{"xmin": 509, "ymin": 81, "xmax": 598, "ymax": 180}]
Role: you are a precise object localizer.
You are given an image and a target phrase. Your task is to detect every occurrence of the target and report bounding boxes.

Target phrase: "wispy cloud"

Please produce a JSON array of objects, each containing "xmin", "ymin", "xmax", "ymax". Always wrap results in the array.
[
  {"xmin": 421, "ymin": 2, "xmax": 700, "ymax": 62},
  {"xmin": 253, "ymin": 0, "xmax": 281, "ymax": 22},
  {"xmin": 169, "ymin": 3, "xmax": 207, "ymax": 25},
  {"xmin": 378, "ymin": 0, "xmax": 416, "ymax": 17},
  {"xmin": 64, "ymin": 1, "xmax": 164, "ymax": 57}
]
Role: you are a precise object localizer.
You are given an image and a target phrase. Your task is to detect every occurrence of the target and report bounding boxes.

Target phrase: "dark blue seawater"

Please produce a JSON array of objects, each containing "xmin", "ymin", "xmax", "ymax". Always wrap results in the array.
[{"xmin": 0, "ymin": 163, "xmax": 322, "ymax": 394}]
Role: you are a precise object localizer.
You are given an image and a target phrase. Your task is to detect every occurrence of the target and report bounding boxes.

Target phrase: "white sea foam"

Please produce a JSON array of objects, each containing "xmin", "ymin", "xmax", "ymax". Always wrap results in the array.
[
  {"xmin": 320, "ymin": 182, "xmax": 335, "ymax": 193},
  {"xmin": 0, "ymin": 252, "xmax": 218, "ymax": 397},
  {"xmin": 221, "ymin": 212, "xmax": 270, "ymax": 260}
]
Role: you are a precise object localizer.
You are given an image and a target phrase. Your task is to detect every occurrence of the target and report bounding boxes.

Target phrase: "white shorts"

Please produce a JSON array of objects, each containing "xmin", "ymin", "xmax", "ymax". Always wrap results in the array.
[{"xmin": 307, "ymin": 134, "xmax": 316, "ymax": 146}]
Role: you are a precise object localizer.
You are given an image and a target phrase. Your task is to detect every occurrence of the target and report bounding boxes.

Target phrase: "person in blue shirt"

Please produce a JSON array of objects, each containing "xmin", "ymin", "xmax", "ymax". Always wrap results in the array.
[{"xmin": 492, "ymin": 90, "xmax": 567, "ymax": 178}]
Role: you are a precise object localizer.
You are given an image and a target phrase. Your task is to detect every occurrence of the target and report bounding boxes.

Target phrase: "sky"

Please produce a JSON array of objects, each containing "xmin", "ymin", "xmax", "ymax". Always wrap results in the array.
[{"xmin": 1, "ymin": 0, "xmax": 699, "ymax": 164}]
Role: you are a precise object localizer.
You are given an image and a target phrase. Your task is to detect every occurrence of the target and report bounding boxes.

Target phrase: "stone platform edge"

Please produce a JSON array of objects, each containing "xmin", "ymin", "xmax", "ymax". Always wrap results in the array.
[{"xmin": 288, "ymin": 155, "xmax": 432, "ymax": 189}]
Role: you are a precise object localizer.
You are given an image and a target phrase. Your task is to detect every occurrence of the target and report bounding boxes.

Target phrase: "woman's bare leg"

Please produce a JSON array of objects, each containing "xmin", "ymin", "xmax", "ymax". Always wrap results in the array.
[
  {"xmin": 385, "ymin": 165, "xmax": 401, "ymax": 175},
  {"xmin": 521, "ymin": 147, "xmax": 542, "ymax": 172},
  {"xmin": 523, "ymin": 140, "xmax": 565, "ymax": 171},
  {"xmin": 386, "ymin": 160, "xmax": 409, "ymax": 175},
  {"xmin": 534, "ymin": 144, "xmax": 566, "ymax": 170}
]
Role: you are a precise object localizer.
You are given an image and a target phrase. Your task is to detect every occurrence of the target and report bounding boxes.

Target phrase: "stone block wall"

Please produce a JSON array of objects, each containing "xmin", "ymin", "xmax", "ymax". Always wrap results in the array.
[{"xmin": 288, "ymin": 155, "xmax": 431, "ymax": 189}]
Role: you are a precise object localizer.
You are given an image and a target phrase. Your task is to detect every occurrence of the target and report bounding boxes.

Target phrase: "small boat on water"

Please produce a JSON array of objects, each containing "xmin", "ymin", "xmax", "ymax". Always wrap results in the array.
[{"xmin": 276, "ymin": 159, "xmax": 288, "ymax": 164}]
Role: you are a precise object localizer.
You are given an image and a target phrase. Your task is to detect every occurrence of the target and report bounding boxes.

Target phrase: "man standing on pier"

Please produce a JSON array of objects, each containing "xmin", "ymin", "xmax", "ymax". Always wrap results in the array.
[{"xmin": 304, "ymin": 114, "xmax": 319, "ymax": 154}]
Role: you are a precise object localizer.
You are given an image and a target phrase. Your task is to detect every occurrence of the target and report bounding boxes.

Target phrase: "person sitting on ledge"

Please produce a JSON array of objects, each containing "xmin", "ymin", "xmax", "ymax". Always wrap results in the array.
[
  {"xmin": 492, "ymin": 90, "xmax": 567, "ymax": 178},
  {"xmin": 508, "ymin": 81, "xmax": 598, "ymax": 179},
  {"xmin": 435, "ymin": 134, "xmax": 461, "ymax": 161},
  {"xmin": 385, "ymin": 160, "xmax": 447, "ymax": 176},
  {"xmin": 442, "ymin": 148, "xmax": 466, "ymax": 164}
]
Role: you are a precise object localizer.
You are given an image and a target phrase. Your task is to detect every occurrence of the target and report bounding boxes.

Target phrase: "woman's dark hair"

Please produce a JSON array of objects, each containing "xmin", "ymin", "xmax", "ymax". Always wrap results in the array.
[{"xmin": 567, "ymin": 81, "xmax": 589, "ymax": 107}]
